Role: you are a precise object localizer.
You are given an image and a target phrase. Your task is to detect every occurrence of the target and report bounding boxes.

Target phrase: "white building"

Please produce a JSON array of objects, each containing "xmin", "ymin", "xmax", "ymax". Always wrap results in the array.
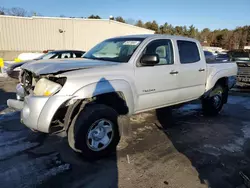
[{"xmin": 0, "ymin": 15, "xmax": 154, "ymax": 60}]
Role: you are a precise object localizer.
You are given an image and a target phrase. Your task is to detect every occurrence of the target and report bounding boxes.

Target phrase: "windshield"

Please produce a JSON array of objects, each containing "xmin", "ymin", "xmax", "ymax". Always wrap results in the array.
[
  {"xmin": 83, "ymin": 38, "xmax": 144, "ymax": 62},
  {"xmin": 37, "ymin": 52, "xmax": 58, "ymax": 60}
]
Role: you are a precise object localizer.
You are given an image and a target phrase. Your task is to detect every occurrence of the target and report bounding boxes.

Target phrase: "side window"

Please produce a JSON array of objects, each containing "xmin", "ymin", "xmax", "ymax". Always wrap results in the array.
[
  {"xmin": 61, "ymin": 53, "xmax": 71, "ymax": 58},
  {"xmin": 72, "ymin": 53, "xmax": 76, "ymax": 58},
  {"xmin": 143, "ymin": 39, "xmax": 174, "ymax": 65},
  {"xmin": 177, "ymin": 40, "xmax": 200, "ymax": 64},
  {"xmin": 51, "ymin": 54, "xmax": 59, "ymax": 59},
  {"xmin": 74, "ymin": 52, "xmax": 84, "ymax": 58}
]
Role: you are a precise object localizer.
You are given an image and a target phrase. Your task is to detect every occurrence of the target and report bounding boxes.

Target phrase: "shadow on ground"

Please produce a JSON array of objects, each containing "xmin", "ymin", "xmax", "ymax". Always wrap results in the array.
[
  {"xmin": 0, "ymin": 112, "xmax": 119, "ymax": 188},
  {"xmin": 0, "ymin": 82, "xmax": 119, "ymax": 188},
  {"xmin": 0, "ymin": 88, "xmax": 16, "ymax": 108},
  {"xmin": 2, "ymin": 76, "xmax": 250, "ymax": 188},
  {"xmin": 155, "ymin": 99, "xmax": 250, "ymax": 188}
]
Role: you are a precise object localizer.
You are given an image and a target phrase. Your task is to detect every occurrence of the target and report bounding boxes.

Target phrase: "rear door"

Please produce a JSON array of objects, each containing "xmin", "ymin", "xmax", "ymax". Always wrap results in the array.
[{"xmin": 176, "ymin": 40, "xmax": 206, "ymax": 101}]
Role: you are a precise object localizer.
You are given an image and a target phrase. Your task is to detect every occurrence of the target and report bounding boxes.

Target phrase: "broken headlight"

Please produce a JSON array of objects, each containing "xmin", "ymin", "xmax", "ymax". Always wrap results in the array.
[{"xmin": 34, "ymin": 77, "xmax": 66, "ymax": 96}]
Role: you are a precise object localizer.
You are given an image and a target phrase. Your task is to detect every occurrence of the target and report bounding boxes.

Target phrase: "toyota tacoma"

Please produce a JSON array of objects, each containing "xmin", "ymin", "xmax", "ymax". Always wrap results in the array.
[{"xmin": 7, "ymin": 34, "xmax": 237, "ymax": 159}]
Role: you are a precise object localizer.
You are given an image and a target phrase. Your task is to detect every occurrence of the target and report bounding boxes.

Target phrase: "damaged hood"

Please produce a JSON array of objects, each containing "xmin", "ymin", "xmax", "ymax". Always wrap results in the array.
[{"xmin": 21, "ymin": 58, "xmax": 119, "ymax": 75}]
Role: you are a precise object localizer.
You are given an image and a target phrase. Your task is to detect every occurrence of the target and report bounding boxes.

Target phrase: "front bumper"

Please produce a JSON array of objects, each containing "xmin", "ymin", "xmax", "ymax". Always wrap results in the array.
[
  {"xmin": 8, "ymin": 95, "xmax": 73, "ymax": 133},
  {"xmin": 237, "ymin": 76, "xmax": 250, "ymax": 84},
  {"xmin": 236, "ymin": 81, "xmax": 250, "ymax": 87},
  {"xmin": 16, "ymin": 83, "xmax": 25, "ymax": 100}
]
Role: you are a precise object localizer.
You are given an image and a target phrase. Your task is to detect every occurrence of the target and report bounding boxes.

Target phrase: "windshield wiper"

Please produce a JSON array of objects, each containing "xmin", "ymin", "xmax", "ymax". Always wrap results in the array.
[
  {"xmin": 84, "ymin": 57, "xmax": 118, "ymax": 62},
  {"xmin": 93, "ymin": 57, "xmax": 108, "ymax": 61}
]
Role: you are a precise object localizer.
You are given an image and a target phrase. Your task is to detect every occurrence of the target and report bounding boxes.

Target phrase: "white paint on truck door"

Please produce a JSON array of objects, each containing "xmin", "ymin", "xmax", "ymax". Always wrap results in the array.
[
  {"xmin": 176, "ymin": 40, "xmax": 206, "ymax": 101},
  {"xmin": 135, "ymin": 39, "xmax": 179, "ymax": 112}
]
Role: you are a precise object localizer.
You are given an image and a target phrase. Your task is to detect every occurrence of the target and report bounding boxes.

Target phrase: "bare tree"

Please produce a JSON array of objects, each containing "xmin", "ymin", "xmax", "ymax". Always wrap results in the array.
[
  {"xmin": 30, "ymin": 11, "xmax": 42, "ymax": 16},
  {"xmin": 240, "ymin": 30, "xmax": 248, "ymax": 49},
  {"xmin": 0, "ymin": 7, "xmax": 5, "ymax": 15},
  {"xmin": 7, "ymin": 7, "xmax": 27, "ymax": 17}
]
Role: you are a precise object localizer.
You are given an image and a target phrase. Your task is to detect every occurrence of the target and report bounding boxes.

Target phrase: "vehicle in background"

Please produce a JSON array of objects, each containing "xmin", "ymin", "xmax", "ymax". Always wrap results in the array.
[
  {"xmin": 229, "ymin": 50, "xmax": 250, "ymax": 87},
  {"xmin": 216, "ymin": 53, "xmax": 230, "ymax": 62},
  {"xmin": 228, "ymin": 50, "xmax": 250, "ymax": 62},
  {"xmin": 8, "ymin": 34, "xmax": 237, "ymax": 159},
  {"xmin": 204, "ymin": 50, "xmax": 216, "ymax": 63},
  {"xmin": 6, "ymin": 50, "xmax": 85, "ymax": 79},
  {"xmin": 214, "ymin": 51, "xmax": 220, "ymax": 56},
  {"xmin": 15, "ymin": 52, "xmax": 44, "ymax": 62}
]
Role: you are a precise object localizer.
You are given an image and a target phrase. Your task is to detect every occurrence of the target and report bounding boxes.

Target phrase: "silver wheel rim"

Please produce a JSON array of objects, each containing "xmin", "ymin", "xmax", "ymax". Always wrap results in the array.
[
  {"xmin": 87, "ymin": 119, "xmax": 114, "ymax": 151},
  {"xmin": 213, "ymin": 95, "xmax": 222, "ymax": 109}
]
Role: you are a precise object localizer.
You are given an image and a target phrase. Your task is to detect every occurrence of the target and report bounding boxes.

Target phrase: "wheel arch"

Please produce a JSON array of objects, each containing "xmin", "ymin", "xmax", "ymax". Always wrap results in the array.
[
  {"xmin": 203, "ymin": 77, "xmax": 229, "ymax": 103},
  {"xmin": 63, "ymin": 80, "xmax": 135, "ymax": 132},
  {"xmin": 215, "ymin": 77, "xmax": 229, "ymax": 88},
  {"xmin": 72, "ymin": 79, "xmax": 135, "ymax": 114},
  {"xmin": 206, "ymin": 68, "xmax": 231, "ymax": 92}
]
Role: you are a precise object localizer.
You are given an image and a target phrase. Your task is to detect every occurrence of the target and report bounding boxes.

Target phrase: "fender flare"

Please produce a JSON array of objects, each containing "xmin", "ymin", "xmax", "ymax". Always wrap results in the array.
[
  {"xmin": 206, "ymin": 69, "xmax": 229, "ymax": 91},
  {"xmin": 72, "ymin": 79, "xmax": 135, "ymax": 115}
]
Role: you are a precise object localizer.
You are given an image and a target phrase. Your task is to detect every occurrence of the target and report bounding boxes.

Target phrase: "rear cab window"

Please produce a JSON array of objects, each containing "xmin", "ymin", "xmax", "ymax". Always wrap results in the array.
[{"xmin": 177, "ymin": 40, "xmax": 200, "ymax": 64}]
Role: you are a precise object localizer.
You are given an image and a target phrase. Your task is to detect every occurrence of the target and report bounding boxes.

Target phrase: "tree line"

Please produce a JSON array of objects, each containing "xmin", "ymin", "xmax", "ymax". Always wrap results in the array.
[
  {"xmin": 1, "ymin": 7, "xmax": 249, "ymax": 50},
  {"xmin": 134, "ymin": 20, "xmax": 250, "ymax": 50},
  {"xmin": 0, "ymin": 7, "xmax": 41, "ymax": 17}
]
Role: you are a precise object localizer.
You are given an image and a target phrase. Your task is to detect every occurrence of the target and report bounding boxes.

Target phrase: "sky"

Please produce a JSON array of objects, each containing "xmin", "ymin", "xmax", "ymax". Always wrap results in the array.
[{"xmin": 1, "ymin": 0, "xmax": 250, "ymax": 30}]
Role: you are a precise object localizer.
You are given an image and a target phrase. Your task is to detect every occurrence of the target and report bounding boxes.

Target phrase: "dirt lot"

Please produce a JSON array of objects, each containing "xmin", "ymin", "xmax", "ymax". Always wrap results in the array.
[{"xmin": 0, "ymin": 77, "xmax": 250, "ymax": 188}]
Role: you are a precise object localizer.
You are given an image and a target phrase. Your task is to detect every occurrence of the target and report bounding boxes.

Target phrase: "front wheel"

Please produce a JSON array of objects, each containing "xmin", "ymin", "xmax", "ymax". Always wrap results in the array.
[
  {"xmin": 68, "ymin": 103, "xmax": 120, "ymax": 159},
  {"xmin": 202, "ymin": 84, "xmax": 225, "ymax": 116}
]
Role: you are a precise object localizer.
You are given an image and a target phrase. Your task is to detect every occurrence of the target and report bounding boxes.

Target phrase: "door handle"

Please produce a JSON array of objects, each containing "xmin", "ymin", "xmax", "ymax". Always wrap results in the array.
[
  {"xmin": 199, "ymin": 68, "xmax": 205, "ymax": 72},
  {"xmin": 170, "ymin": 71, "xmax": 179, "ymax": 75}
]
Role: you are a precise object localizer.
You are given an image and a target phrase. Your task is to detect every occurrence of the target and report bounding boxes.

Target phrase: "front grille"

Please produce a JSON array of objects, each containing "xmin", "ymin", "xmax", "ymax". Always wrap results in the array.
[
  {"xmin": 237, "ymin": 66, "xmax": 250, "ymax": 76},
  {"xmin": 237, "ymin": 62, "xmax": 250, "ymax": 75},
  {"xmin": 21, "ymin": 70, "xmax": 33, "ymax": 95},
  {"xmin": 237, "ymin": 62, "xmax": 250, "ymax": 83}
]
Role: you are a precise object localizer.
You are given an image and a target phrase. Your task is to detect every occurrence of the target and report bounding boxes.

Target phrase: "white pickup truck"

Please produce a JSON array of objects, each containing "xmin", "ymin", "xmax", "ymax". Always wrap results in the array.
[{"xmin": 7, "ymin": 34, "xmax": 237, "ymax": 159}]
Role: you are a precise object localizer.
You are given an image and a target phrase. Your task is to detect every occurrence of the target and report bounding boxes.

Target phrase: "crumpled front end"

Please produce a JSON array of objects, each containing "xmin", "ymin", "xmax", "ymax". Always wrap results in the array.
[
  {"xmin": 21, "ymin": 95, "xmax": 73, "ymax": 133},
  {"xmin": 7, "ymin": 69, "xmax": 72, "ymax": 133}
]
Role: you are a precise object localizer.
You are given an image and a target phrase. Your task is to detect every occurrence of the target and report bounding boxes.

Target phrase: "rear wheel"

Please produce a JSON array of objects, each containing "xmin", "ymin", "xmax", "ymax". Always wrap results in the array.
[
  {"xmin": 156, "ymin": 107, "xmax": 174, "ymax": 127},
  {"xmin": 202, "ymin": 84, "xmax": 225, "ymax": 116},
  {"xmin": 68, "ymin": 103, "xmax": 120, "ymax": 159}
]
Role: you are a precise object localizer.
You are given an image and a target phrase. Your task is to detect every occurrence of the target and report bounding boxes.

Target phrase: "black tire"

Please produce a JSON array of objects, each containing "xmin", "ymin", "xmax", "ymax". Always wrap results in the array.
[
  {"xmin": 202, "ymin": 84, "xmax": 225, "ymax": 116},
  {"xmin": 155, "ymin": 107, "xmax": 174, "ymax": 128},
  {"xmin": 68, "ymin": 103, "xmax": 120, "ymax": 160}
]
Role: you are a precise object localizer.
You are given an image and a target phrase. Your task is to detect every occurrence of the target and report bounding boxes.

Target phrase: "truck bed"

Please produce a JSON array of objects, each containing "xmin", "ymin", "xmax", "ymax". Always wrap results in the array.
[{"xmin": 206, "ymin": 61, "xmax": 238, "ymax": 91}]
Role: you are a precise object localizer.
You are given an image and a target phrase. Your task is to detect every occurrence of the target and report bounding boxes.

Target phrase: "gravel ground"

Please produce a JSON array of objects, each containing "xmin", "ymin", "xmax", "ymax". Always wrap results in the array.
[{"xmin": 0, "ymin": 77, "xmax": 250, "ymax": 188}]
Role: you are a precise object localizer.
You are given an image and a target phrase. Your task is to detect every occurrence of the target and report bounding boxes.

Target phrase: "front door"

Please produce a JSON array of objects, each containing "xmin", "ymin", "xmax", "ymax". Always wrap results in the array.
[{"xmin": 135, "ymin": 39, "xmax": 179, "ymax": 112}]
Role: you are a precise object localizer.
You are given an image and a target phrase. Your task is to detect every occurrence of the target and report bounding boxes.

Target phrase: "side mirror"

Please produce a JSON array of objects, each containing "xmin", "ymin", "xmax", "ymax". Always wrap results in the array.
[{"xmin": 140, "ymin": 54, "xmax": 159, "ymax": 66}]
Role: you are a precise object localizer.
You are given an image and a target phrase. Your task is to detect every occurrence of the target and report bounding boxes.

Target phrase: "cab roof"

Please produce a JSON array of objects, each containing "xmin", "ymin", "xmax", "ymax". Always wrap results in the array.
[{"xmin": 109, "ymin": 34, "xmax": 199, "ymax": 42}]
